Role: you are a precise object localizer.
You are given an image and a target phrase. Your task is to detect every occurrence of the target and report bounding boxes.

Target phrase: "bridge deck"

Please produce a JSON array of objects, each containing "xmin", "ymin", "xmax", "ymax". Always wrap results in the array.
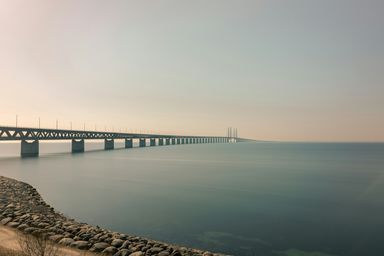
[{"xmin": 0, "ymin": 126, "xmax": 224, "ymax": 141}]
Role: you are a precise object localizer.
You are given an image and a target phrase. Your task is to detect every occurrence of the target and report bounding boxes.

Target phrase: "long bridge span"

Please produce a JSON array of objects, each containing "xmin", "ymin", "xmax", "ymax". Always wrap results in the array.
[{"xmin": 0, "ymin": 126, "xmax": 247, "ymax": 157}]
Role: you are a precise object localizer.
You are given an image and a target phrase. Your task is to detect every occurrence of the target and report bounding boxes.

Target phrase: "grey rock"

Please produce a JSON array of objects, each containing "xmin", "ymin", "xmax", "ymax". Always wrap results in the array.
[
  {"xmin": 49, "ymin": 234, "xmax": 64, "ymax": 242},
  {"xmin": 148, "ymin": 247, "xmax": 165, "ymax": 254},
  {"xmin": 170, "ymin": 251, "xmax": 182, "ymax": 256},
  {"xmin": 102, "ymin": 246, "xmax": 118, "ymax": 254},
  {"xmin": 90, "ymin": 242, "xmax": 110, "ymax": 252},
  {"xmin": 17, "ymin": 224, "xmax": 29, "ymax": 230},
  {"xmin": 158, "ymin": 251, "xmax": 170, "ymax": 256},
  {"xmin": 0, "ymin": 217, "xmax": 12, "ymax": 225},
  {"xmin": 6, "ymin": 221, "xmax": 20, "ymax": 228},
  {"xmin": 129, "ymin": 252, "xmax": 144, "ymax": 256},
  {"xmin": 111, "ymin": 238, "xmax": 124, "ymax": 247},
  {"xmin": 120, "ymin": 240, "xmax": 131, "ymax": 249},
  {"xmin": 71, "ymin": 240, "xmax": 90, "ymax": 250},
  {"xmin": 114, "ymin": 249, "xmax": 131, "ymax": 256},
  {"xmin": 59, "ymin": 237, "xmax": 74, "ymax": 246}
]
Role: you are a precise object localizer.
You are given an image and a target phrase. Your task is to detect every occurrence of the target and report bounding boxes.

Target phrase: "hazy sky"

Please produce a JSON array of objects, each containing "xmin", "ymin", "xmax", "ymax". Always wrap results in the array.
[{"xmin": 0, "ymin": 0, "xmax": 383, "ymax": 141}]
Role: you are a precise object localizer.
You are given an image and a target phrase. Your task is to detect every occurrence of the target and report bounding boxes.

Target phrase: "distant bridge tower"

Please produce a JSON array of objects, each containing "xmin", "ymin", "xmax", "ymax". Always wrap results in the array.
[{"xmin": 227, "ymin": 127, "xmax": 238, "ymax": 143}]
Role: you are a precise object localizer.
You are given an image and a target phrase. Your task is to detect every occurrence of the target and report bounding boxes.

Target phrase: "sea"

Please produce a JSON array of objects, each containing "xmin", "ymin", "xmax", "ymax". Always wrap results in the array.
[{"xmin": 0, "ymin": 141, "xmax": 383, "ymax": 256}]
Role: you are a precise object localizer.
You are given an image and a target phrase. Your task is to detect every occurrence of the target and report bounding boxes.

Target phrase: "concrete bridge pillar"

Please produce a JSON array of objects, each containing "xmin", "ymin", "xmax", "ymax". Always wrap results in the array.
[
  {"xmin": 125, "ymin": 139, "xmax": 133, "ymax": 148},
  {"xmin": 150, "ymin": 138, "xmax": 156, "ymax": 146},
  {"xmin": 104, "ymin": 139, "xmax": 114, "ymax": 150},
  {"xmin": 166, "ymin": 138, "xmax": 170, "ymax": 145},
  {"xmin": 72, "ymin": 139, "xmax": 85, "ymax": 153},
  {"xmin": 159, "ymin": 138, "xmax": 164, "ymax": 146},
  {"xmin": 139, "ymin": 138, "xmax": 146, "ymax": 147},
  {"xmin": 21, "ymin": 140, "xmax": 39, "ymax": 157},
  {"xmin": 171, "ymin": 138, "xmax": 176, "ymax": 145}
]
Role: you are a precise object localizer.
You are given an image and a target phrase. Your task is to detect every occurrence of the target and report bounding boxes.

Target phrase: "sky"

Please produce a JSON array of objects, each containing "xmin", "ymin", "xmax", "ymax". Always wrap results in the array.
[{"xmin": 0, "ymin": 0, "xmax": 383, "ymax": 141}]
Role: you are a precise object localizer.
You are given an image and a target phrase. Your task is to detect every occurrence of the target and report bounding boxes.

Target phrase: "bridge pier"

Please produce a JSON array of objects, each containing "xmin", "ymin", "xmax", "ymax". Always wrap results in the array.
[
  {"xmin": 72, "ymin": 139, "xmax": 85, "ymax": 153},
  {"xmin": 139, "ymin": 138, "xmax": 146, "ymax": 147},
  {"xmin": 125, "ymin": 138, "xmax": 133, "ymax": 148},
  {"xmin": 21, "ymin": 140, "xmax": 39, "ymax": 157},
  {"xmin": 104, "ymin": 139, "xmax": 114, "ymax": 150},
  {"xmin": 150, "ymin": 138, "xmax": 156, "ymax": 146},
  {"xmin": 159, "ymin": 138, "xmax": 164, "ymax": 146}
]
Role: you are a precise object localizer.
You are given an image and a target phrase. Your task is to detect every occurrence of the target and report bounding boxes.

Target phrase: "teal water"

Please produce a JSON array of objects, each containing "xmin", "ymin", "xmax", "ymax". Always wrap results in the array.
[{"xmin": 0, "ymin": 142, "xmax": 383, "ymax": 256}]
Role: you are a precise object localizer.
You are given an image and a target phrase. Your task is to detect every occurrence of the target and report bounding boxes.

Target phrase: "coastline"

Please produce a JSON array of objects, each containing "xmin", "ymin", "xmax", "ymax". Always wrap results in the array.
[{"xmin": 0, "ymin": 176, "xmax": 225, "ymax": 256}]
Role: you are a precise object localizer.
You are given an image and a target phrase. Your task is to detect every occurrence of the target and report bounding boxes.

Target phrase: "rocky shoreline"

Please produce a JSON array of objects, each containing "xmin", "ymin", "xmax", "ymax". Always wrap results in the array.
[{"xmin": 0, "ymin": 176, "xmax": 225, "ymax": 256}]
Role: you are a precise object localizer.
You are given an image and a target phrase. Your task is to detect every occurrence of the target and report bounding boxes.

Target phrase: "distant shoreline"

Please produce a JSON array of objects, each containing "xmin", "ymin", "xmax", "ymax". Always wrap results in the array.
[{"xmin": 0, "ymin": 176, "xmax": 224, "ymax": 256}]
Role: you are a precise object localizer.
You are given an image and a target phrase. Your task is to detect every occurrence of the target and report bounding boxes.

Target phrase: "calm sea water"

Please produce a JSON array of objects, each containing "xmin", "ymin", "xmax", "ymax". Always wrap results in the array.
[{"xmin": 0, "ymin": 142, "xmax": 383, "ymax": 256}]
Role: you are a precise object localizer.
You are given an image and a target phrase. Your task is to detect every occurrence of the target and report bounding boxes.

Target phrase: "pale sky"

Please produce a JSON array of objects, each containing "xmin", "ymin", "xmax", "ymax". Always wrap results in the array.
[{"xmin": 0, "ymin": 0, "xmax": 383, "ymax": 141}]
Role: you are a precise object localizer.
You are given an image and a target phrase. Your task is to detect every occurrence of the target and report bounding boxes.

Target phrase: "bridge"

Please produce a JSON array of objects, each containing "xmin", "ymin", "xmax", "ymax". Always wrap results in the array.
[{"xmin": 0, "ymin": 126, "xmax": 245, "ymax": 157}]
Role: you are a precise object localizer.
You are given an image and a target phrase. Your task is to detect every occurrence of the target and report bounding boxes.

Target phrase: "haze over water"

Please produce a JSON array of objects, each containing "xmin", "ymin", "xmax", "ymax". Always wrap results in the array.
[{"xmin": 0, "ymin": 142, "xmax": 383, "ymax": 256}]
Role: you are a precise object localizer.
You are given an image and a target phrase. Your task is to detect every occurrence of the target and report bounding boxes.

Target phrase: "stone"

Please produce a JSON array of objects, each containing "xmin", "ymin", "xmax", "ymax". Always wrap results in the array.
[
  {"xmin": 17, "ymin": 224, "xmax": 29, "ymax": 230},
  {"xmin": 49, "ymin": 234, "xmax": 64, "ymax": 242},
  {"xmin": 203, "ymin": 253, "xmax": 213, "ymax": 256},
  {"xmin": 71, "ymin": 240, "xmax": 90, "ymax": 250},
  {"xmin": 90, "ymin": 242, "xmax": 110, "ymax": 252},
  {"xmin": 102, "ymin": 246, "xmax": 118, "ymax": 254},
  {"xmin": 0, "ymin": 217, "xmax": 12, "ymax": 225},
  {"xmin": 111, "ymin": 238, "xmax": 124, "ymax": 247},
  {"xmin": 158, "ymin": 251, "xmax": 170, "ymax": 256},
  {"xmin": 120, "ymin": 240, "xmax": 131, "ymax": 249},
  {"xmin": 6, "ymin": 221, "xmax": 20, "ymax": 228},
  {"xmin": 59, "ymin": 237, "xmax": 75, "ymax": 246},
  {"xmin": 148, "ymin": 247, "xmax": 164, "ymax": 254},
  {"xmin": 114, "ymin": 249, "xmax": 131, "ymax": 256},
  {"xmin": 170, "ymin": 251, "xmax": 182, "ymax": 256},
  {"xmin": 129, "ymin": 252, "xmax": 144, "ymax": 256},
  {"xmin": 24, "ymin": 227, "xmax": 38, "ymax": 234}
]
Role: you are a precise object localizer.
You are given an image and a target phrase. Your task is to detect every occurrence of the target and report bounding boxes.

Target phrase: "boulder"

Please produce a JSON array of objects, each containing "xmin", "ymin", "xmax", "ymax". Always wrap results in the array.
[
  {"xmin": 111, "ymin": 238, "xmax": 124, "ymax": 247},
  {"xmin": 49, "ymin": 234, "xmax": 64, "ymax": 242},
  {"xmin": 6, "ymin": 221, "xmax": 20, "ymax": 228},
  {"xmin": 0, "ymin": 217, "xmax": 12, "ymax": 225},
  {"xmin": 120, "ymin": 240, "xmax": 131, "ymax": 249},
  {"xmin": 90, "ymin": 242, "xmax": 110, "ymax": 252},
  {"xmin": 129, "ymin": 252, "xmax": 144, "ymax": 256},
  {"xmin": 102, "ymin": 246, "xmax": 118, "ymax": 254},
  {"xmin": 71, "ymin": 240, "xmax": 90, "ymax": 250},
  {"xmin": 113, "ymin": 248, "xmax": 131, "ymax": 256},
  {"xmin": 59, "ymin": 237, "xmax": 75, "ymax": 246}
]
